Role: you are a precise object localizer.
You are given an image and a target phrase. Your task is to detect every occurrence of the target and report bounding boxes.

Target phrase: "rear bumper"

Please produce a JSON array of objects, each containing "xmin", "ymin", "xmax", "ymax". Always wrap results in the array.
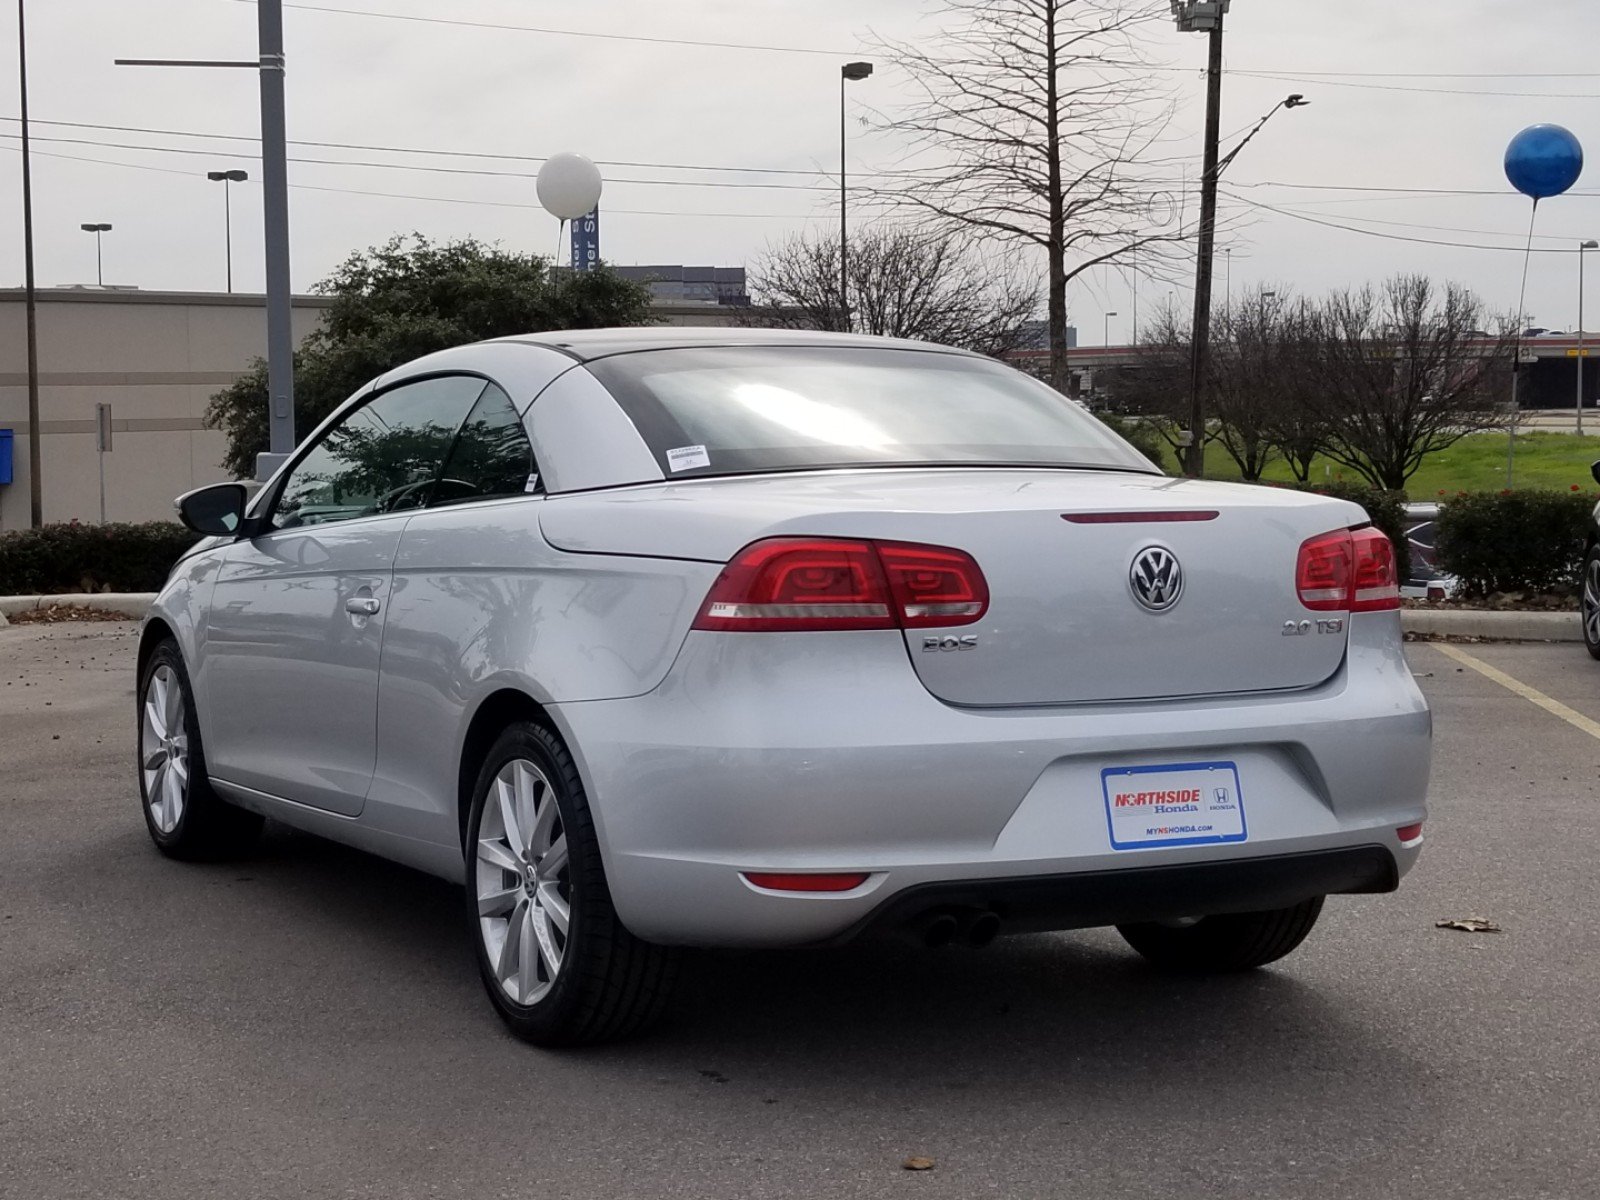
[
  {"xmin": 838, "ymin": 845, "xmax": 1398, "ymax": 944},
  {"xmin": 549, "ymin": 611, "xmax": 1430, "ymax": 948}
]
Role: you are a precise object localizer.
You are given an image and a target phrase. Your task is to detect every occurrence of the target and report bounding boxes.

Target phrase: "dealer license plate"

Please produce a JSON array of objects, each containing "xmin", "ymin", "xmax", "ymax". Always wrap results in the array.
[{"xmin": 1101, "ymin": 761, "xmax": 1248, "ymax": 851}]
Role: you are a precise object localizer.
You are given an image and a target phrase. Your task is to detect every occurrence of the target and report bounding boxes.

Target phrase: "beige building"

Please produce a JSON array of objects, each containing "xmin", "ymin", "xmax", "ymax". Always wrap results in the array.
[{"xmin": 0, "ymin": 288, "xmax": 741, "ymax": 532}]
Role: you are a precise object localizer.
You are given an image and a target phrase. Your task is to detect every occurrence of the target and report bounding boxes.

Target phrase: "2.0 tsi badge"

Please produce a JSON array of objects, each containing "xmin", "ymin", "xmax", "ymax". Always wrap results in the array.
[{"xmin": 1129, "ymin": 546, "xmax": 1183, "ymax": 613}]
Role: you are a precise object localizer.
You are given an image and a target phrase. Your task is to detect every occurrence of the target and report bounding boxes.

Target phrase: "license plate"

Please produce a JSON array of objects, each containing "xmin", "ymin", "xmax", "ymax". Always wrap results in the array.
[{"xmin": 1101, "ymin": 761, "xmax": 1248, "ymax": 851}]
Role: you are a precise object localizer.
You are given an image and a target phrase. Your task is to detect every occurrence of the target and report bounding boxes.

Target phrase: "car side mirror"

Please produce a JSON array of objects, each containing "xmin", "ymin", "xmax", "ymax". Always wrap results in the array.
[
  {"xmin": 176, "ymin": 482, "xmax": 249, "ymax": 536},
  {"xmin": 1592, "ymin": 460, "xmax": 1600, "ymax": 488}
]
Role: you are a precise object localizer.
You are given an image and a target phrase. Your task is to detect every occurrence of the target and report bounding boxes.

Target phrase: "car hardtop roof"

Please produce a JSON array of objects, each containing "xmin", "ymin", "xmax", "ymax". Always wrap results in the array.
[{"xmin": 492, "ymin": 326, "xmax": 983, "ymax": 363}]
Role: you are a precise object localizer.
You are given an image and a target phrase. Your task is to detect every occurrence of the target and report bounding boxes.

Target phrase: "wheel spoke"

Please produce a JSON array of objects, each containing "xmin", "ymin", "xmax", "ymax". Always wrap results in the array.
[
  {"xmin": 145, "ymin": 688, "xmax": 167, "ymax": 741},
  {"xmin": 494, "ymin": 776, "xmax": 523, "ymax": 854},
  {"xmin": 527, "ymin": 781, "xmax": 558, "ymax": 854},
  {"xmin": 477, "ymin": 886, "xmax": 520, "ymax": 918},
  {"xmin": 538, "ymin": 882, "xmax": 569, "ymax": 937},
  {"xmin": 531, "ymin": 903, "xmax": 562, "ymax": 978},
  {"xmin": 513, "ymin": 763, "xmax": 540, "ymax": 854},
  {"xmin": 142, "ymin": 745, "xmax": 168, "ymax": 771},
  {"xmin": 496, "ymin": 898, "xmax": 527, "ymax": 983},
  {"xmin": 538, "ymin": 834, "xmax": 567, "ymax": 881},
  {"xmin": 518, "ymin": 898, "xmax": 539, "ymax": 999},
  {"xmin": 477, "ymin": 839, "xmax": 521, "ymax": 874},
  {"xmin": 162, "ymin": 670, "xmax": 182, "ymax": 732}
]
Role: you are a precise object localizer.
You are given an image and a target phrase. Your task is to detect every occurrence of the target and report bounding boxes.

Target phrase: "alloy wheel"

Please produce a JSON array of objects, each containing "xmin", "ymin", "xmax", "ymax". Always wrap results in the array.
[
  {"xmin": 141, "ymin": 664, "xmax": 190, "ymax": 834},
  {"xmin": 475, "ymin": 758, "xmax": 571, "ymax": 1006},
  {"xmin": 1586, "ymin": 557, "xmax": 1600, "ymax": 647}
]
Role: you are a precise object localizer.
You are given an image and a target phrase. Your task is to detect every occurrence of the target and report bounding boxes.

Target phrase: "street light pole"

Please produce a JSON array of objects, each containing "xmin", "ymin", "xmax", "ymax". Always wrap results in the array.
[
  {"xmin": 1580, "ymin": 240, "xmax": 1597, "ymax": 436},
  {"xmin": 80, "ymin": 223, "xmax": 112, "ymax": 286},
  {"xmin": 1104, "ymin": 311, "xmax": 1118, "ymax": 347},
  {"xmin": 117, "ymin": 0, "xmax": 295, "ymax": 480},
  {"xmin": 17, "ymin": 0, "xmax": 42, "ymax": 527},
  {"xmin": 208, "ymin": 170, "xmax": 249, "ymax": 292},
  {"xmin": 839, "ymin": 60, "xmax": 873, "ymax": 333}
]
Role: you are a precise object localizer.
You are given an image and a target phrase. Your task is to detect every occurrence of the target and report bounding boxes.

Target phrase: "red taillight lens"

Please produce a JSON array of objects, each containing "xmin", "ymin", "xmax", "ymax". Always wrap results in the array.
[
  {"xmin": 694, "ymin": 537, "xmax": 988, "ymax": 632},
  {"xmin": 1296, "ymin": 530, "xmax": 1353, "ymax": 611},
  {"xmin": 1396, "ymin": 822, "xmax": 1423, "ymax": 844},
  {"xmin": 1295, "ymin": 527, "xmax": 1401, "ymax": 613},
  {"xmin": 693, "ymin": 539, "xmax": 894, "ymax": 632},
  {"xmin": 1350, "ymin": 527, "xmax": 1401, "ymax": 612},
  {"xmin": 743, "ymin": 872, "xmax": 870, "ymax": 893},
  {"xmin": 878, "ymin": 541, "xmax": 989, "ymax": 628}
]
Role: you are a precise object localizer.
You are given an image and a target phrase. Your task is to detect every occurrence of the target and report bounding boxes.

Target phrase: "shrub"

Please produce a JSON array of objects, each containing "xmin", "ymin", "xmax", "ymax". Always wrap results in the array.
[
  {"xmin": 1435, "ymin": 490, "xmax": 1594, "ymax": 599},
  {"xmin": 1098, "ymin": 413, "xmax": 1169, "ymax": 472},
  {"xmin": 1276, "ymin": 482, "xmax": 1411, "ymax": 583},
  {"xmin": 0, "ymin": 522, "xmax": 200, "ymax": 595}
]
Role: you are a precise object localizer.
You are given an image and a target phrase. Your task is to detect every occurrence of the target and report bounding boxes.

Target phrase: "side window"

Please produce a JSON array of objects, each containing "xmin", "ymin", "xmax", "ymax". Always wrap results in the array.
[
  {"xmin": 430, "ymin": 383, "xmax": 537, "ymax": 507},
  {"xmin": 270, "ymin": 376, "xmax": 488, "ymax": 529}
]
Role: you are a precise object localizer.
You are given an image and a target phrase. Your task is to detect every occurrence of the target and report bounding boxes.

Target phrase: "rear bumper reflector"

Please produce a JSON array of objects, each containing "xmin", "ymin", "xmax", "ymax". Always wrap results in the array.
[{"xmin": 744, "ymin": 872, "xmax": 870, "ymax": 893}]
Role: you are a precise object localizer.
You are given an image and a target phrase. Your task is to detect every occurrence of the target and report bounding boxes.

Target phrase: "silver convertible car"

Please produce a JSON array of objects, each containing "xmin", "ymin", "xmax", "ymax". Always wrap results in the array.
[{"xmin": 139, "ymin": 328, "xmax": 1430, "ymax": 1045}]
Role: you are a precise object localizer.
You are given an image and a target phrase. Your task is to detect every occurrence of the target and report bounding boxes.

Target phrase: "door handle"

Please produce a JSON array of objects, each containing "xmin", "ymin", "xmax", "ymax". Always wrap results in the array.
[{"xmin": 345, "ymin": 596, "xmax": 382, "ymax": 616}]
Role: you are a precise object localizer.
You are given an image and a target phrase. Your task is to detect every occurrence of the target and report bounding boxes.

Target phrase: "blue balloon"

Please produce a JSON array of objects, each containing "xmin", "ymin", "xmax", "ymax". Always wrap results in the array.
[{"xmin": 1505, "ymin": 124, "xmax": 1584, "ymax": 200}]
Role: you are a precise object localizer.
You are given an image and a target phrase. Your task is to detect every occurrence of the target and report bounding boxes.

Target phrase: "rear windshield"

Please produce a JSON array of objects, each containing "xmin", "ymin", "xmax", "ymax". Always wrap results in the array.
[{"xmin": 583, "ymin": 346, "xmax": 1157, "ymax": 479}]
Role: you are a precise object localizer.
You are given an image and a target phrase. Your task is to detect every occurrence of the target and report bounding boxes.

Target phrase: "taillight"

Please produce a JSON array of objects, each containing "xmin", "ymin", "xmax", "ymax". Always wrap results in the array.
[
  {"xmin": 1296, "ymin": 527, "xmax": 1401, "ymax": 613},
  {"xmin": 1350, "ymin": 527, "xmax": 1401, "ymax": 612},
  {"xmin": 1296, "ymin": 531, "xmax": 1352, "ymax": 611},
  {"xmin": 694, "ymin": 537, "xmax": 988, "ymax": 633},
  {"xmin": 743, "ymin": 872, "xmax": 870, "ymax": 893}
]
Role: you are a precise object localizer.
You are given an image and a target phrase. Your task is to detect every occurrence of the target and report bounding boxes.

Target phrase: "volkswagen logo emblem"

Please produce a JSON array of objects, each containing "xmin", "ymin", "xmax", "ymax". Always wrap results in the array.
[{"xmin": 1129, "ymin": 546, "xmax": 1183, "ymax": 612}]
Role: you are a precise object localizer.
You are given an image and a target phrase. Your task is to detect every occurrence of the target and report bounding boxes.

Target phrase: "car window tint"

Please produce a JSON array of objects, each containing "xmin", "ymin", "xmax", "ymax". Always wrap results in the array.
[
  {"xmin": 271, "ymin": 375, "xmax": 488, "ymax": 529},
  {"xmin": 430, "ymin": 383, "xmax": 536, "ymax": 507}
]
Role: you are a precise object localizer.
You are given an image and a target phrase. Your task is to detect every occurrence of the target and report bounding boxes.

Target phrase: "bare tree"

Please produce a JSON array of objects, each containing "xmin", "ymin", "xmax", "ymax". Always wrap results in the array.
[
  {"xmin": 744, "ymin": 226, "xmax": 1040, "ymax": 357},
  {"xmin": 1311, "ymin": 276, "xmax": 1511, "ymax": 490},
  {"xmin": 869, "ymin": 0, "xmax": 1184, "ymax": 394}
]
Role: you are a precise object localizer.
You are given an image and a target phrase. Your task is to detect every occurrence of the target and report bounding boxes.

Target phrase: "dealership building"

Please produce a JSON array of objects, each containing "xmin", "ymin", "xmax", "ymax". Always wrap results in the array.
[{"xmin": 0, "ymin": 285, "xmax": 743, "ymax": 532}]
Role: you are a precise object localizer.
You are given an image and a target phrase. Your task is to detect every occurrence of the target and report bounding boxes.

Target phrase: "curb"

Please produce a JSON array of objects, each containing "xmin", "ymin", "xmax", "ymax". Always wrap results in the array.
[
  {"xmin": 1401, "ymin": 608, "xmax": 1579, "ymax": 643},
  {"xmin": 0, "ymin": 593, "xmax": 156, "ymax": 624}
]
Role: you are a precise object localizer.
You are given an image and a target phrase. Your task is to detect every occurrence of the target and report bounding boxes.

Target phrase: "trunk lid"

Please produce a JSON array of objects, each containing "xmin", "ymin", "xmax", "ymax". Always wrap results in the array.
[{"xmin": 539, "ymin": 469, "xmax": 1367, "ymax": 706}]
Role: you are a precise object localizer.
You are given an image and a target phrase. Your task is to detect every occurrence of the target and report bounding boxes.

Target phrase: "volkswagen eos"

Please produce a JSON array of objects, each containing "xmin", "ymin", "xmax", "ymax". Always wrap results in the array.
[{"xmin": 139, "ymin": 329, "xmax": 1430, "ymax": 1045}]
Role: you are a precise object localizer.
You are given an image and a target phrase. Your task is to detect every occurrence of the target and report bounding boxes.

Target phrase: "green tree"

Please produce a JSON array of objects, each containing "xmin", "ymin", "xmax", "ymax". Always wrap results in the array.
[{"xmin": 205, "ymin": 235, "xmax": 654, "ymax": 477}]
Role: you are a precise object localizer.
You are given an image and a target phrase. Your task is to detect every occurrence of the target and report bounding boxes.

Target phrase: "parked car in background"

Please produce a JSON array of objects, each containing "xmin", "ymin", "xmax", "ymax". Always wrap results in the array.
[
  {"xmin": 1401, "ymin": 503, "xmax": 1460, "ymax": 602},
  {"xmin": 137, "ymin": 328, "xmax": 1431, "ymax": 1046}
]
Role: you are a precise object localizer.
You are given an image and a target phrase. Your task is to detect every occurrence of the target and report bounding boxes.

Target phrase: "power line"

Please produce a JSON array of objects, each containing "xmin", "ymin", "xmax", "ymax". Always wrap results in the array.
[
  {"xmin": 0, "ymin": 115, "xmax": 845, "ymax": 178},
  {"xmin": 225, "ymin": 0, "xmax": 851, "ymax": 57},
  {"xmin": 0, "ymin": 141, "xmax": 822, "ymax": 217},
  {"xmin": 0, "ymin": 127, "xmax": 835, "ymax": 190},
  {"xmin": 1227, "ymin": 70, "xmax": 1600, "ymax": 100}
]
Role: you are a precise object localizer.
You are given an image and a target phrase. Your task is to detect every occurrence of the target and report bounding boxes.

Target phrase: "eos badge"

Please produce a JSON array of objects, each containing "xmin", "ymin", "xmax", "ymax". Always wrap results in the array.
[{"xmin": 922, "ymin": 635, "xmax": 978, "ymax": 652}]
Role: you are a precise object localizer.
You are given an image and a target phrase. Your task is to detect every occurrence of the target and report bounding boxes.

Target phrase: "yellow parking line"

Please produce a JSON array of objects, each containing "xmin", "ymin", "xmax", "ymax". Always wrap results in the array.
[{"xmin": 1433, "ymin": 642, "xmax": 1600, "ymax": 743}]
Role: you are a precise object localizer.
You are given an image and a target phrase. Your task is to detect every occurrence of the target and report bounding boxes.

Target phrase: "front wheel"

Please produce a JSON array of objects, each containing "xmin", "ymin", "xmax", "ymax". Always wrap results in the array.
[
  {"xmin": 1117, "ymin": 897, "xmax": 1324, "ymax": 973},
  {"xmin": 1582, "ymin": 545, "xmax": 1600, "ymax": 661},
  {"xmin": 137, "ymin": 639, "xmax": 263, "ymax": 859},
  {"xmin": 465, "ymin": 721, "xmax": 677, "ymax": 1046}
]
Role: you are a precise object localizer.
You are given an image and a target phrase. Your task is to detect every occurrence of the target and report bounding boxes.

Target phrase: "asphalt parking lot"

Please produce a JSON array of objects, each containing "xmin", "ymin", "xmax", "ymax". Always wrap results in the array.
[{"xmin": 2, "ymin": 623, "xmax": 1598, "ymax": 1200}]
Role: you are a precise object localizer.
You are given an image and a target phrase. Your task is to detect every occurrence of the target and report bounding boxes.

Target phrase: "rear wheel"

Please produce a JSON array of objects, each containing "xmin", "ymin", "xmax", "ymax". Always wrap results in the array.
[
  {"xmin": 1582, "ymin": 546, "xmax": 1600, "ymax": 661},
  {"xmin": 137, "ymin": 639, "xmax": 263, "ymax": 859},
  {"xmin": 465, "ymin": 721, "xmax": 677, "ymax": 1046},
  {"xmin": 1117, "ymin": 897, "xmax": 1324, "ymax": 973}
]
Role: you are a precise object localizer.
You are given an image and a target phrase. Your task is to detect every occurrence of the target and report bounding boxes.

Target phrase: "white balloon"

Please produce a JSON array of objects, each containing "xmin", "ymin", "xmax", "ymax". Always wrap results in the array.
[{"xmin": 536, "ymin": 152, "xmax": 603, "ymax": 221}]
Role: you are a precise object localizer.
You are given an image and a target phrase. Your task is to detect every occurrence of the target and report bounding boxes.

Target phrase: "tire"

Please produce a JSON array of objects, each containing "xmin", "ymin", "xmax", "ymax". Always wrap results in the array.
[
  {"xmin": 137, "ymin": 639, "xmax": 264, "ymax": 859},
  {"xmin": 465, "ymin": 721, "xmax": 677, "ymax": 1046},
  {"xmin": 1116, "ymin": 896, "xmax": 1324, "ymax": 973},
  {"xmin": 1582, "ymin": 545, "xmax": 1600, "ymax": 661}
]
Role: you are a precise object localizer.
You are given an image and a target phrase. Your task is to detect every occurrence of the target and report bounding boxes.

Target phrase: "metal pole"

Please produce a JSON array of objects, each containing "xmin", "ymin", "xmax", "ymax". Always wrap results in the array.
[
  {"xmin": 1184, "ymin": 12, "xmax": 1225, "ymax": 478},
  {"xmin": 224, "ymin": 179, "xmax": 234, "ymax": 293},
  {"xmin": 839, "ymin": 71, "xmax": 848, "ymax": 333},
  {"xmin": 18, "ymin": 0, "xmax": 42, "ymax": 527},
  {"xmin": 1579, "ymin": 244, "xmax": 1588, "ymax": 437},
  {"xmin": 95, "ymin": 230, "xmax": 104, "ymax": 286},
  {"xmin": 257, "ymin": 0, "xmax": 295, "ymax": 474}
]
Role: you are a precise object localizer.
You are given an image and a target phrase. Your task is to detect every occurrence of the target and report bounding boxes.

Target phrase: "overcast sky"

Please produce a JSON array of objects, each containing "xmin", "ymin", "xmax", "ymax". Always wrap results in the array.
[{"xmin": 3, "ymin": 0, "xmax": 1599, "ymax": 345}]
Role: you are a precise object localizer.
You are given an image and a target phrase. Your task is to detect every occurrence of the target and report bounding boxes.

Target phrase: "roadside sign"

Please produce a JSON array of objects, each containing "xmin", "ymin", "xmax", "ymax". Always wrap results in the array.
[
  {"xmin": 95, "ymin": 403, "xmax": 113, "ymax": 453},
  {"xmin": 570, "ymin": 207, "xmax": 600, "ymax": 271}
]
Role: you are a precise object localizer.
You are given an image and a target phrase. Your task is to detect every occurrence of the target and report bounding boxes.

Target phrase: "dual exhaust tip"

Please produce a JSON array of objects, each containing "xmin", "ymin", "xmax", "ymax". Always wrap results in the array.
[{"xmin": 912, "ymin": 907, "xmax": 1001, "ymax": 950}]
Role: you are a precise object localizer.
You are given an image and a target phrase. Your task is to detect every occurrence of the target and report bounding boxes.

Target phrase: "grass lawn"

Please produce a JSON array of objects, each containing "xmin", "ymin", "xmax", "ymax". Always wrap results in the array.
[{"xmin": 1189, "ymin": 431, "xmax": 1600, "ymax": 497}]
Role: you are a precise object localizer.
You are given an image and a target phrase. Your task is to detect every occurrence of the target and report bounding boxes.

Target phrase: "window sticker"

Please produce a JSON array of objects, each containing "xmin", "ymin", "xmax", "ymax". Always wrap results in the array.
[
  {"xmin": 666, "ymin": 444, "xmax": 711, "ymax": 472},
  {"xmin": 523, "ymin": 473, "xmax": 541, "ymax": 493}
]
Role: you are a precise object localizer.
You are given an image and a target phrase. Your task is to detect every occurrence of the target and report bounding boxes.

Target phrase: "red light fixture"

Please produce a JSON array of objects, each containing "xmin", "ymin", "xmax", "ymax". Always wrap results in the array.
[
  {"xmin": 1296, "ymin": 527, "xmax": 1400, "ymax": 613},
  {"xmin": 743, "ymin": 872, "xmax": 870, "ymax": 893},
  {"xmin": 1396, "ymin": 823, "xmax": 1424, "ymax": 844},
  {"xmin": 694, "ymin": 538, "xmax": 988, "ymax": 632},
  {"xmin": 1062, "ymin": 510, "xmax": 1219, "ymax": 524}
]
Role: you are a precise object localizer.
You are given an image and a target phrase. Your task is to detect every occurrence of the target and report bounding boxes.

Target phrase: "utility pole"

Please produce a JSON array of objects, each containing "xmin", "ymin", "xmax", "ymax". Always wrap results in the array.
[
  {"xmin": 117, "ymin": 0, "xmax": 295, "ymax": 482},
  {"xmin": 839, "ymin": 61, "xmax": 873, "ymax": 333},
  {"xmin": 17, "ymin": 0, "xmax": 42, "ymax": 527},
  {"xmin": 1580, "ymin": 240, "xmax": 1597, "ymax": 436},
  {"xmin": 1181, "ymin": 1, "xmax": 1225, "ymax": 478}
]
